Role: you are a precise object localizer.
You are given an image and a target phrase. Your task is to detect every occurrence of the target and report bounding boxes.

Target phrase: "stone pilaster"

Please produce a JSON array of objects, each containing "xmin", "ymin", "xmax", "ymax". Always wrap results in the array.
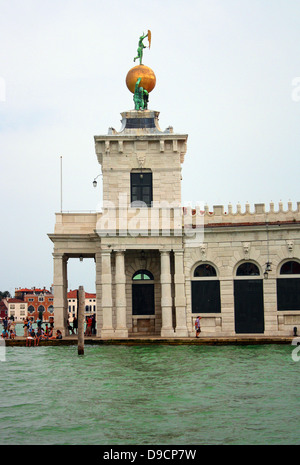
[
  {"xmin": 114, "ymin": 250, "xmax": 128, "ymax": 337},
  {"xmin": 174, "ymin": 250, "xmax": 188, "ymax": 337},
  {"xmin": 95, "ymin": 251, "xmax": 102, "ymax": 337},
  {"xmin": 52, "ymin": 253, "xmax": 68, "ymax": 336},
  {"xmin": 101, "ymin": 249, "xmax": 114, "ymax": 338},
  {"xmin": 160, "ymin": 250, "xmax": 175, "ymax": 337}
]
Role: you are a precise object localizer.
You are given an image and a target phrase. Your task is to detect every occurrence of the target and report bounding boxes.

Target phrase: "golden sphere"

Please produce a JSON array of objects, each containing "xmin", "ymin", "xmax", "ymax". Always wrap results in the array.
[{"xmin": 126, "ymin": 65, "xmax": 156, "ymax": 94}]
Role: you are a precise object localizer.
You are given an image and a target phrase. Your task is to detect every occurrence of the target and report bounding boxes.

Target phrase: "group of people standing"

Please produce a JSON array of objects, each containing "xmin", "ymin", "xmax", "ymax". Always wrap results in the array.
[
  {"xmin": 1, "ymin": 316, "xmax": 16, "ymax": 339},
  {"xmin": 67, "ymin": 315, "xmax": 96, "ymax": 336}
]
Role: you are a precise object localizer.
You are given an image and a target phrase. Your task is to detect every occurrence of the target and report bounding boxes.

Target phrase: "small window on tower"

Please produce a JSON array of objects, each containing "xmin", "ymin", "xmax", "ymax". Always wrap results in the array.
[{"xmin": 130, "ymin": 172, "xmax": 153, "ymax": 207}]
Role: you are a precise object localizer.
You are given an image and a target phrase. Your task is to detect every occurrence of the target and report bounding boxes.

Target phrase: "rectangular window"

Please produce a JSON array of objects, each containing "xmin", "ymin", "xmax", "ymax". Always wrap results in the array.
[
  {"xmin": 130, "ymin": 172, "xmax": 152, "ymax": 207},
  {"xmin": 192, "ymin": 281, "xmax": 221, "ymax": 313},
  {"xmin": 277, "ymin": 278, "xmax": 300, "ymax": 310}
]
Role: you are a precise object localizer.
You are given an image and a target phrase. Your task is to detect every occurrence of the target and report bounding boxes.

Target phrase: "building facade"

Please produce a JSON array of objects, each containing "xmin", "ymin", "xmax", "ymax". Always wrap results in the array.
[
  {"xmin": 68, "ymin": 289, "xmax": 96, "ymax": 322},
  {"xmin": 15, "ymin": 288, "xmax": 54, "ymax": 322},
  {"xmin": 49, "ymin": 108, "xmax": 300, "ymax": 338},
  {"xmin": 6, "ymin": 298, "xmax": 27, "ymax": 322}
]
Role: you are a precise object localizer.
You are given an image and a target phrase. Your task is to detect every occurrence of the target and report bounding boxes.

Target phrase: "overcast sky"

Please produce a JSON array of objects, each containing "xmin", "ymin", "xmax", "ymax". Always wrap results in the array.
[{"xmin": 1, "ymin": 0, "xmax": 299, "ymax": 296}]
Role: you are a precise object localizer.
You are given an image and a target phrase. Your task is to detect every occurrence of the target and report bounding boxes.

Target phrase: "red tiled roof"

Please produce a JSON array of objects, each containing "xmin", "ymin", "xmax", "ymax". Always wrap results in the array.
[
  {"xmin": 8, "ymin": 298, "xmax": 24, "ymax": 303},
  {"xmin": 67, "ymin": 290, "xmax": 95, "ymax": 299},
  {"xmin": 85, "ymin": 292, "xmax": 96, "ymax": 299},
  {"xmin": 68, "ymin": 290, "xmax": 78, "ymax": 299},
  {"xmin": 16, "ymin": 288, "xmax": 51, "ymax": 293}
]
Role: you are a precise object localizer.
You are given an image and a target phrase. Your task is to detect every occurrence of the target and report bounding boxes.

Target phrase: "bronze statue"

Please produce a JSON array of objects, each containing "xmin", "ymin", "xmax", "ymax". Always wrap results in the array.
[
  {"xmin": 134, "ymin": 31, "xmax": 151, "ymax": 65},
  {"xmin": 133, "ymin": 77, "xmax": 149, "ymax": 110}
]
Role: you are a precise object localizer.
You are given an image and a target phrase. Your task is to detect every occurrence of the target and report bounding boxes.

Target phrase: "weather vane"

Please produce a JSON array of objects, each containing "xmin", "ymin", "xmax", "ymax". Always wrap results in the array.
[{"xmin": 134, "ymin": 30, "xmax": 151, "ymax": 65}]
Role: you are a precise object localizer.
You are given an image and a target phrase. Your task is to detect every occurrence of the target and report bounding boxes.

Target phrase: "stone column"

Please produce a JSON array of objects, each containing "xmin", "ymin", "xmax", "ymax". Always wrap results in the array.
[
  {"xmin": 174, "ymin": 250, "xmax": 188, "ymax": 337},
  {"xmin": 95, "ymin": 251, "xmax": 102, "ymax": 337},
  {"xmin": 101, "ymin": 249, "xmax": 114, "ymax": 338},
  {"xmin": 114, "ymin": 250, "xmax": 128, "ymax": 338},
  {"xmin": 63, "ymin": 256, "xmax": 68, "ymax": 331},
  {"xmin": 77, "ymin": 286, "xmax": 85, "ymax": 355},
  {"xmin": 160, "ymin": 250, "xmax": 175, "ymax": 337},
  {"xmin": 52, "ymin": 253, "xmax": 68, "ymax": 336}
]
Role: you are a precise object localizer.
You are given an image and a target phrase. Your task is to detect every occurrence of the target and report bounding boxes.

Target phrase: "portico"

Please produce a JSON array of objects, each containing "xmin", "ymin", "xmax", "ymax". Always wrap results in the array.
[{"xmin": 49, "ymin": 221, "xmax": 189, "ymax": 338}]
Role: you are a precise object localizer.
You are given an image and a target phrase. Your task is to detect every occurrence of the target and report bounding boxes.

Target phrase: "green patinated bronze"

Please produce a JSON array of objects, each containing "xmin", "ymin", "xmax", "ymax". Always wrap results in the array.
[
  {"xmin": 133, "ymin": 77, "xmax": 149, "ymax": 110},
  {"xmin": 134, "ymin": 32, "xmax": 148, "ymax": 65}
]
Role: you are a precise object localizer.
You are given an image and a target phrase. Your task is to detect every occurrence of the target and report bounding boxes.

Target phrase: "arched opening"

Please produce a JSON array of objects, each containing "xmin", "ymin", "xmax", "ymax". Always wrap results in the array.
[
  {"xmin": 38, "ymin": 305, "xmax": 45, "ymax": 319},
  {"xmin": 234, "ymin": 261, "xmax": 264, "ymax": 334},
  {"xmin": 236, "ymin": 262, "xmax": 260, "ymax": 276},
  {"xmin": 277, "ymin": 261, "xmax": 300, "ymax": 311},
  {"xmin": 194, "ymin": 264, "xmax": 217, "ymax": 277},
  {"xmin": 132, "ymin": 269, "xmax": 154, "ymax": 281},
  {"xmin": 132, "ymin": 269, "xmax": 155, "ymax": 316},
  {"xmin": 28, "ymin": 305, "xmax": 35, "ymax": 315},
  {"xmin": 191, "ymin": 263, "xmax": 221, "ymax": 314},
  {"xmin": 48, "ymin": 305, "xmax": 54, "ymax": 314}
]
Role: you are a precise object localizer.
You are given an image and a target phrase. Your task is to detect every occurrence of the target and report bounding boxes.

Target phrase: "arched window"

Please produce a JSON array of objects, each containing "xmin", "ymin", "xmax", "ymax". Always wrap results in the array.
[
  {"xmin": 280, "ymin": 261, "xmax": 300, "ymax": 275},
  {"xmin": 28, "ymin": 305, "xmax": 35, "ymax": 314},
  {"xmin": 132, "ymin": 269, "xmax": 155, "ymax": 315},
  {"xmin": 191, "ymin": 263, "xmax": 220, "ymax": 313},
  {"xmin": 194, "ymin": 264, "xmax": 217, "ymax": 277},
  {"xmin": 38, "ymin": 305, "xmax": 45, "ymax": 316},
  {"xmin": 132, "ymin": 270, "xmax": 154, "ymax": 281},
  {"xmin": 277, "ymin": 261, "xmax": 300, "ymax": 311},
  {"xmin": 236, "ymin": 262, "xmax": 260, "ymax": 276},
  {"xmin": 48, "ymin": 305, "xmax": 54, "ymax": 314}
]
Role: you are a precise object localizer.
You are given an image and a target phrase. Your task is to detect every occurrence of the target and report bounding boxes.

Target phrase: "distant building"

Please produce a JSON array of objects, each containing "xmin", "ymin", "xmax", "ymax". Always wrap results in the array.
[
  {"xmin": 6, "ymin": 298, "xmax": 27, "ymax": 322},
  {"xmin": 15, "ymin": 287, "xmax": 54, "ymax": 322},
  {"xmin": 67, "ymin": 289, "xmax": 96, "ymax": 322}
]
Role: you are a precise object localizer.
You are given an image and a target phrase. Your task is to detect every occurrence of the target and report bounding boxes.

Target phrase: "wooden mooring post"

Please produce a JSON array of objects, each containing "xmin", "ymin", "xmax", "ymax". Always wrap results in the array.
[{"xmin": 78, "ymin": 286, "xmax": 85, "ymax": 355}]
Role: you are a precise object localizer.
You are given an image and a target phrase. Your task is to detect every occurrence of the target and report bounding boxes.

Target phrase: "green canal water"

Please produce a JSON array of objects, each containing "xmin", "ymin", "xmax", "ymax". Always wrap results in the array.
[{"xmin": 0, "ymin": 343, "xmax": 299, "ymax": 445}]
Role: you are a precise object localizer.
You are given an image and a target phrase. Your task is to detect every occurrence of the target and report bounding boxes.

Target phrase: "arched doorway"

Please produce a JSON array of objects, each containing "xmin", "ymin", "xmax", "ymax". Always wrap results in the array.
[
  {"xmin": 234, "ymin": 262, "xmax": 264, "ymax": 333},
  {"xmin": 132, "ymin": 270, "xmax": 155, "ymax": 316}
]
